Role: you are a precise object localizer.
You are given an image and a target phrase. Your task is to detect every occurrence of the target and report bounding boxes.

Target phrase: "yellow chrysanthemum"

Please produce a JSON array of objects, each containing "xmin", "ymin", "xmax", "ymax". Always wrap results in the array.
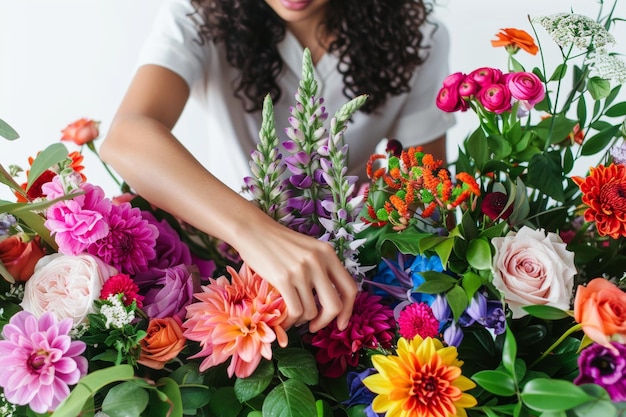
[{"xmin": 363, "ymin": 336, "xmax": 477, "ymax": 417}]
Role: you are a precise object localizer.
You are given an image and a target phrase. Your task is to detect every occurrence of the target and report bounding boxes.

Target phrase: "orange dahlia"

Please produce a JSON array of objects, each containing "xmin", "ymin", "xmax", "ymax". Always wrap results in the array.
[
  {"xmin": 363, "ymin": 336, "xmax": 476, "ymax": 417},
  {"xmin": 573, "ymin": 163, "xmax": 626, "ymax": 239},
  {"xmin": 183, "ymin": 263, "xmax": 288, "ymax": 378}
]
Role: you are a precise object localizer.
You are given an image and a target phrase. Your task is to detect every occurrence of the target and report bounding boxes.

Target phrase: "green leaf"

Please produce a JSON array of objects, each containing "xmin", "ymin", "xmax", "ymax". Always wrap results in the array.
[
  {"xmin": 502, "ymin": 326, "xmax": 517, "ymax": 379},
  {"xmin": 472, "ymin": 370, "xmax": 517, "ymax": 397},
  {"xmin": 208, "ymin": 387, "xmax": 243, "ymax": 417},
  {"xmin": 521, "ymin": 305, "xmax": 571, "ymax": 320},
  {"xmin": 521, "ymin": 379, "xmax": 593, "ymax": 412},
  {"xmin": 0, "ymin": 118, "xmax": 19, "ymax": 140},
  {"xmin": 549, "ymin": 63, "xmax": 568, "ymax": 81},
  {"xmin": 580, "ymin": 124, "xmax": 621, "ymax": 156},
  {"xmin": 570, "ymin": 384, "xmax": 617, "ymax": 417},
  {"xmin": 588, "ymin": 77, "xmax": 611, "ymax": 100},
  {"xmin": 415, "ymin": 271, "xmax": 457, "ymax": 293},
  {"xmin": 576, "ymin": 94, "xmax": 587, "ymax": 128},
  {"xmin": 101, "ymin": 381, "xmax": 149, "ymax": 417},
  {"xmin": 461, "ymin": 271, "xmax": 484, "ymax": 300},
  {"xmin": 179, "ymin": 385, "xmax": 211, "ymax": 411},
  {"xmin": 433, "ymin": 236, "xmax": 455, "ymax": 268},
  {"xmin": 605, "ymin": 101, "xmax": 626, "ymax": 117},
  {"xmin": 466, "ymin": 238, "xmax": 492, "ymax": 271},
  {"xmin": 0, "ymin": 163, "xmax": 26, "ymax": 197},
  {"xmin": 466, "ymin": 128, "xmax": 489, "ymax": 171},
  {"xmin": 277, "ymin": 348, "xmax": 319, "ymax": 386},
  {"xmin": 446, "ymin": 285, "xmax": 468, "ymax": 322},
  {"xmin": 235, "ymin": 360, "xmax": 275, "ymax": 402},
  {"xmin": 526, "ymin": 153, "xmax": 565, "ymax": 202},
  {"xmin": 377, "ymin": 230, "xmax": 430, "ymax": 256},
  {"xmin": 26, "ymin": 143, "xmax": 68, "ymax": 192},
  {"xmin": 262, "ymin": 379, "xmax": 317, "ymax": 417}
]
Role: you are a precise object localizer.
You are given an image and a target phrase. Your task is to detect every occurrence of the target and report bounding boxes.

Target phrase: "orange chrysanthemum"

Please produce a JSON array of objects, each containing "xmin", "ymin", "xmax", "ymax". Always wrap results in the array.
[
  {"xmin": 183, "ymin": 263, "xmax": 288, "ymax": 378},
  {"xmin": 491, "ymin": 28, "xmax": 538, "ymax": 55},
  {"xmin": 363, "ymin": 336, "xmax": 477, "ymax": 417},
  {"xmin": 573, "ymin": 163, "xmax": 626, "ymax": 239}
]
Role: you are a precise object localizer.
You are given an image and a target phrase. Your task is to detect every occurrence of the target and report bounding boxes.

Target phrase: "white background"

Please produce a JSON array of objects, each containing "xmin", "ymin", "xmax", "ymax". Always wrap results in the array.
[{"xmin": 0, "ymin": 0, "xmax": 623, "ymax": 200}]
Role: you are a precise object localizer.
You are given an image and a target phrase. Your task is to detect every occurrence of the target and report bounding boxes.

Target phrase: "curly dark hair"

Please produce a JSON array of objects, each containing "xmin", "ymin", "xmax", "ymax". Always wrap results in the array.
[{"xmin": 189, "ymin": 0, "xmax": 434, "ymax": 114}]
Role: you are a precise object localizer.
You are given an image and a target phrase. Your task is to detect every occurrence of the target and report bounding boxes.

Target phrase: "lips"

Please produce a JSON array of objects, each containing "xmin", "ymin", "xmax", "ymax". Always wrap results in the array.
[{"xmin": 279, "ymin": 0, "xmax": 312, "ymax": 11}]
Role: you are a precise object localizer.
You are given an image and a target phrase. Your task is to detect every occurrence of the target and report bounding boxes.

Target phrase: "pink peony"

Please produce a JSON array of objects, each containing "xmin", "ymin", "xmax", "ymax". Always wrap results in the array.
[
  {"xmin": 308, "ymin": 291, "xmax": 396, "ymax": 378},
  {"xmin": 183, "ymin": 263, "xmax": 288, "ymax": 378},
  {"xmin": 477, "ymin": 83, "xmax": 512, "ymax": 114},
  {"xmin": 87, "ymin": 202, "xmax": 158, "ymax": 275},
  {"xmin": 506, "ymin": 71, "xmax": 545, "ymax": 108},
  {"xmin": 44, "ymin": 182, "xmax": 111, "ymax": 255},
  {"xmin": 0, "ymin": 311, "xmax": 88, "ymax": 413}
]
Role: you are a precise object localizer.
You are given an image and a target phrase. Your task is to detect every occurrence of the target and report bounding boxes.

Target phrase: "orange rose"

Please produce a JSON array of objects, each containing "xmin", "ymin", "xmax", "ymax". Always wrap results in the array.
[
  {"xmin": 491, "ymin": 28, "xmax": 538, "ymax": 55},
  {"xmin": 138, "ymin": 317, "xmax": 186, "ymax": 369},
  {"xmin": 0, "ymin": 236, "xmax": 45, "ymax": 283},
  {"xmin": 60, "ymin": 118, "xmax": 100, "ymax": 145},
  {"xmin": 574, "ymin": 278, "xmax": 626, "ymax": 350}
]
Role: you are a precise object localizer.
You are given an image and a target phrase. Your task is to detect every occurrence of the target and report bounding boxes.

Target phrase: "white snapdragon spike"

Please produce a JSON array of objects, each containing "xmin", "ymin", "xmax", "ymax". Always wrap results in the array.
[
  {"xmin": 586, "ymin": 52, "xmax": 626, "ymax": 83},
  {"xmin": 533, "ymin": 13, "xmax": 615, "ymax": 50},
  {"xmin": 101, "ymin": 294, "xmax": 135, "ymax": 329}
]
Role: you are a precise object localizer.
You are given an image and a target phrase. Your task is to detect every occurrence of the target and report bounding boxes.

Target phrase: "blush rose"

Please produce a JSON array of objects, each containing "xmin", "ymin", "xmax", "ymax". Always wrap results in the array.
[
  {"xmin": 60, "ymin": 118, "xmax": 100, "ymax": 146},
  {"xmin": 574, "ymin": 277, "xmax": 626, "ymax": 352},
  {"xmin": 0, "ymin": 235, "xmax": 45, "ymax": 282},
  {"xmin": 138, "ymin": 317, "xmax": 186, "ymax": 370},
  {"xmin": 20, "ymin": 253, "xmax": 117, "ymax": 325},
  {"xmin": 491, "ymin": 226, "xmax": 576, "ymax": 318}
]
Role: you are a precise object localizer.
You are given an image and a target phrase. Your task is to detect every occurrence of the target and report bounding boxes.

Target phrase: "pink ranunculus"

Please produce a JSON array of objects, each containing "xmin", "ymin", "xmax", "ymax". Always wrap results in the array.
[
  {"xmin": 442, "ymin": 71, "xmax": 467, "ymax": 88},
  {"xmin": 506, "ymin": 71, "xmax": 545, "ymax": 108},
  {"xmin": 491, "ymin": 226, "xmax": 576, "ymax": 318},
  {"xmin": 476, "ymin": 83, "xmax": 512, "ymax": 114},
  {"xmin": 44, "ymin": 182, "xmax": 112, "ymax": 255},
  {"xmin": 20, "ymin": 253, "xmax": 118, "ymax": 325},
  {"xmin": 0, "ymin": 311, "xmax": 88, "ymax": 413},
  {"xmin": 436, "ymin": 85, "xmax": 467, "ymax": 113},
  {"xmin": 458, "ymin": 78, "xmax": 479, "ymax": 98},
  {"xmin": 468, "ymin": 67, "xmax": 504, "ymax": 87}
]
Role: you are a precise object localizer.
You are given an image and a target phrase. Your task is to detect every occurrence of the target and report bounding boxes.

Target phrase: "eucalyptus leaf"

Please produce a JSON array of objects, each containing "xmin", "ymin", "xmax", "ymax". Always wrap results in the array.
[
  {"xmin": 0, "ymin": 118, "xmax": 19, "ymax": 140},
  {"xmin": 26, "ymin": 143, "xmax": 68, "ymax": 192}
]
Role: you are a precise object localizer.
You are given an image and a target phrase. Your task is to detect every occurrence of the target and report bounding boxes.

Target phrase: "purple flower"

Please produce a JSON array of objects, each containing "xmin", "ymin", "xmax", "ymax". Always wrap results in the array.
[
  {"xmin": 610, "ymin": 142, "xmax": 626, "ymax": 165},
  {"xmin": 45, "ymin": 182, "xmax": 111, "ymax": 255},
  {"xmin": 141, "ymin": 211, "xmax": 192, "ymax": 269},
  {"xmin": 87, "ymin": 203, "xmax": 158, "ymax": 275},
  {"xmin": 0, "ymin": 311, "xmax": 87, "ymax": 413},
  {"xmin": 574, "ymin": 342, "xmax": 626, "ymax": 401},
  {"xmin": 134, "ymin": 263, "xmax": 200, "ymax": 320},
  {"xmin": 343, "ymin": 368, "xmax": 384, "ymax": 416}
]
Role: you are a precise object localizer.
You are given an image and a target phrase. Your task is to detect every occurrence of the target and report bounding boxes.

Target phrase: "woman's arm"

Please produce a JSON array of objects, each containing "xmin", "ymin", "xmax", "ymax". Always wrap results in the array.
[{"xmin": 100, "ymin": 65, "xmax": 357, "ymax": 332}]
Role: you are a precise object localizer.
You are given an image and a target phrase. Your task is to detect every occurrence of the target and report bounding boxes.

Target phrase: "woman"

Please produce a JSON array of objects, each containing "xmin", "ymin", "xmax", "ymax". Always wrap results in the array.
[{"xmin": 100, "ymin": 0, "xmax": 455, "ymax": 333}]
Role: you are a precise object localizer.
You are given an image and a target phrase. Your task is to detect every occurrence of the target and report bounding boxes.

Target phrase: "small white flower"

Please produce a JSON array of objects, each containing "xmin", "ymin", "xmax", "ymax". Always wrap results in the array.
[
  {"xmin": 533, "ymin": 13, "xmax": 615, "ymax": 50},
  {"xmin": 586, "ymin": 52, "xmax": 626, "ymax": 83},
  {"xmin": 0, "ymin": 392, "xmax": 16, "ymax": 417},
  {"xmin": 100, "ymin": 294, "xmax": 135, "ymax": 329}
]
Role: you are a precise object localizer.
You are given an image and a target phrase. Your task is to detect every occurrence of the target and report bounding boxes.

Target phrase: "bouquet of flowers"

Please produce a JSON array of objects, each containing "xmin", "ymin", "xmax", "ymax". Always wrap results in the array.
[{"xmin": 2, "ymin": 1, "xmax": 626, "ymax": 416}]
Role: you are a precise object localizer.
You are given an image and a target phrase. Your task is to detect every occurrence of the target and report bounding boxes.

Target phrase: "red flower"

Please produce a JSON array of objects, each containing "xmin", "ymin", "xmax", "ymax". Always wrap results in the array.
[
  {"xmin": 573, "ymin": 163, "xmax": 626, "ymax": 238},
  {"xmin": 60, "ymin": 118, "xmax": 100, "ymax": 145},
  {"xmin": 397, "ymin": 302, "xmax": 439, "ymax": 340},
  {"xmin": 481, "ymin": 191, "xmax": 513, "ymax": 220},
  {"xmin": 100, "ymin": 273, "xmax": 144, "ymax": 308}
]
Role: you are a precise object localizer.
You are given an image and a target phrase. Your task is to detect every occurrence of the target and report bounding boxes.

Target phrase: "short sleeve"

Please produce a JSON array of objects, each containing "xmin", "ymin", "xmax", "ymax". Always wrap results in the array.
[
  {"xmin": 389, "ymin": 18, "xmax": 456, "ymax": 146},
  {"xmin": 136, "ymin": 0, "xmax": 209, "ymax": 91}
]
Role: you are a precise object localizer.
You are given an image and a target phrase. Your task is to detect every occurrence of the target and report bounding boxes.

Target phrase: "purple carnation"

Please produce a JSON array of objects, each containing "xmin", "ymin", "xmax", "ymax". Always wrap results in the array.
[
  {"xmin": 574, "ymin": 342, "xmax": 626, "ymax": 401},
  {"xmin": 133, "ymin": 263, "xmax": 200, "ymax": 320},
  {"xmin": 0, "ymin": 311, "xmax": 88, "ymax": 413},
  {"xmin": 87, "ymin": 203, "xmax": 158, "ymax": 275}
]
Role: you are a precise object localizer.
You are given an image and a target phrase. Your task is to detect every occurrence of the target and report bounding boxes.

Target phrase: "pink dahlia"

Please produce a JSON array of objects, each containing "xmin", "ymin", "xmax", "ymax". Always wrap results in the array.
[
  {"xmin": 100, "ymin": 272, "xmax": 144, "ymax": 308},
  {"xmin": 44, "ymin": 182, "xmax": 111, "ymax": 255},
  {"xmin": 88, "ymin": 202, "xmax": 158, "ymax": 275},
  {"xmin": 308, "ymin": 291, "xmax": 396, "ymax": 378},
  {"xmin": 183, "ymin": 263, "xmax": 288, "ymax": 378},
  {"xmin": 398, "ymin": 302, "xmax": 440, "ymax": 339},
  {"xmin": 0, "ymin": 311, "xmax": 88, "ymax": 413}
]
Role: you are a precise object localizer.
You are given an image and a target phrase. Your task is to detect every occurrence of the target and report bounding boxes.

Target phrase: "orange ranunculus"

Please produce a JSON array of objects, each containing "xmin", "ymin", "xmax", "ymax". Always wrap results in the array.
[
  {"xmin": 572, "ymin": 163, "xmax": 626, "ymax": 239},
  {"xmin": 0, "ymin": 235, "xmax": 45, "ymax": 282},
  {"xmin": 574, "ymin": 278, "xmax": 626, "ymax": 351},
  {"xmin": 138, "ymin": 317, "xmax": 186, "ymax": 370},
  {"xmin": 491, "ymin": 28, "xmax": 538, "ymax": 55},
  {"xmin": 60, "ymin": 118, "xmax": 100, "ymax": 146}
]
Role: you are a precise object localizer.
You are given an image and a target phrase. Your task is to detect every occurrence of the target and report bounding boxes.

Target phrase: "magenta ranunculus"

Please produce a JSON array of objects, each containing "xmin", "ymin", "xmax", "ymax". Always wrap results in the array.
[
  {"xmin": 133, "ymin": 263, "xmax": 200, "ymax": 320},
  {"xmin": 436, "ymin": 86, "xmax": 467, "ymax": 113},
  {"xmin": 0, "ymin": 311, "xmax": 88, "ymax": 413},
  {"xmin": 476, "ymin": 83, "xmax": 512, "ymax": 114},
  {"xmin": 442, "ymin": 71, "xmax": 466, "ymax": 88},
  {"xmin": 44, "ymin": 182, "xmax": 112, "ymax": 255},
  {"xmin": 87, "ymin": 203, "xmax": 158, "ymax": 275},
  {"xmin": 458, "ymin": 78, "xmax": 479, "ymax": 98},
  {"xmin": 141, "ymin": 211, "xmax": 193, "ymax": 269},
  {"xmin": 468, "ymin": 67, "xmax": 504, "ymax": 87},
  {"xmin": 506, "ymin": 71, "xmax": 545, "ymax": 108},
  {"xmin": 308, "ymin": 291, "xmax": 396, "ymax": 378}
]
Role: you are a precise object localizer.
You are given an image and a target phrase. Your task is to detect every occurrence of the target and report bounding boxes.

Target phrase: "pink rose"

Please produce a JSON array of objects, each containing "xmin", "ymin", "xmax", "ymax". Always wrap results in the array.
[
  {"xmin": 468, "ymin": 67, "xmax": 503, "ymax": 87},
  {"xmin": 491, "ymin": 226, "xmax": 576, "ymax": 318},
  {"xmin": 436, "ymin": 86, "xmax": 467, "ymax": 113},
  {"xmin": 21, "ymin": 253, "xmax": 118, "ymax": 325},
  {"xmin": 476, "ymin": 83, "xmax": 512, "ymax": 114},
  {"xmin": 506, "ymin": 72, "xmax": 545, "ymax": 108}
]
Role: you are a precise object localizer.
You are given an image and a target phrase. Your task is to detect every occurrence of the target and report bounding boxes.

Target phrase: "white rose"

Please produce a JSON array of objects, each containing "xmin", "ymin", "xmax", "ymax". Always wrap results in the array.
[
  {"xmin": 491, "ymin": 226, "xmax": 576, "ymax": 318},
  {"xmin": 21, "ymin": 253, "xmax": 118, "ymax": 325}
]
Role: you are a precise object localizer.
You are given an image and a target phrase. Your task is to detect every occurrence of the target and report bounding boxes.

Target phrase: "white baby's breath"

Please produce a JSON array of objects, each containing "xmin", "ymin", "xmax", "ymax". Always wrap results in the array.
[
  {"xmin": 100, "ymin": 294, "xmax": 135, "ymax": 329},
  {"xmin": 533, "ymin": 13, "xmax": 615, "ymax": 50},
  {"xmin": 586, "ymin": 52, "xmax": 626, "ymax": 83}
]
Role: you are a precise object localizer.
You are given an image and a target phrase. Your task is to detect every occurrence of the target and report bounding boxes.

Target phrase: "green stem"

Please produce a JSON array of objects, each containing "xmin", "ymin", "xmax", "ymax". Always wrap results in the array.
[
  {"xmin": 530, "ymin": 323, "xmax": 582, "ymax": 367},
  {"xmin": 87, "ymin": 142, "xmax": 122, "ymax": 188}
]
